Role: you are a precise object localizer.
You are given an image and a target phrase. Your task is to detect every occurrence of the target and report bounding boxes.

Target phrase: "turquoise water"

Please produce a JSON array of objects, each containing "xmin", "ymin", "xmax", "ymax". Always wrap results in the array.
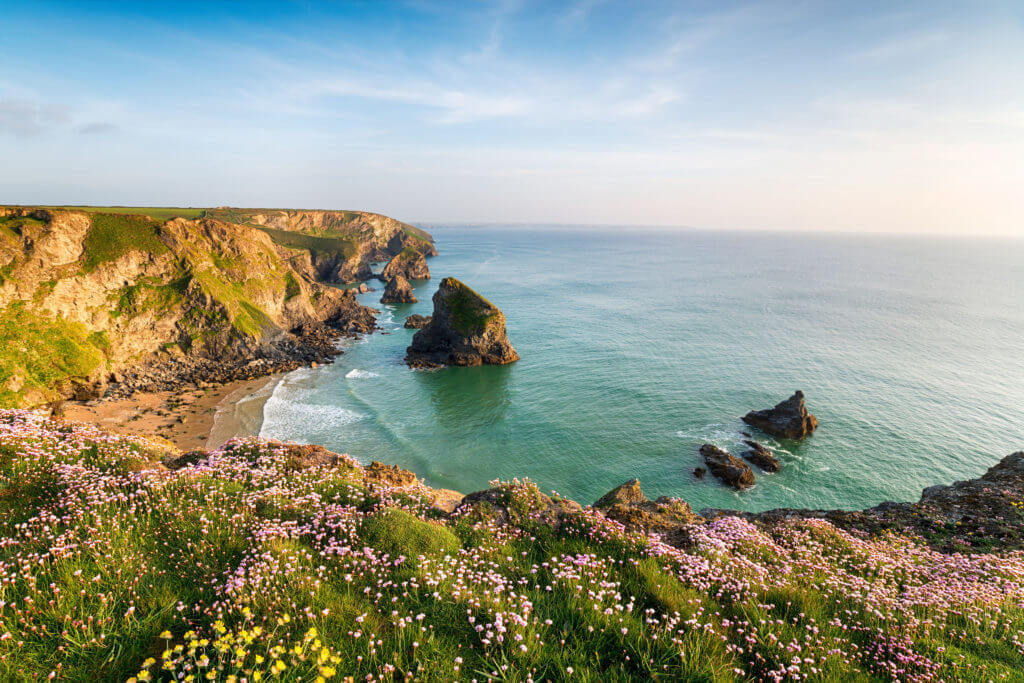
[{"xmin": 260, "ymin": 226, "xmax": 1024, "ymax": 512}]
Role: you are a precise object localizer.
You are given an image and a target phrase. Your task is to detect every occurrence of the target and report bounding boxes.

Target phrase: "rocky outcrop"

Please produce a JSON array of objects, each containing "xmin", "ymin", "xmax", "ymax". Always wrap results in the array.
[
  {"xmin": 381, "ymin": 275, "xmax": 416, "ymax": 304},
  {"xmin": 0, "ymin": 206, "xmax": 399, "ymax": 407},
  {"xmin": 405, "ymin": 277, "xmax": 518, "ymax": 368},
  {"xmin": 700, "ymin": 444, "xmax": 755, "ymax": 489},
  {"xmin": 742, "ymin": 391, "xmax": 818, "ymax": 439},
  {"xmin": 404, "ymin": 314, "xmax": 431, "ymax": 329},
  {"xmin": 741, "ymin": 440, "xmax": 780, "ymax": 472},
  {"xmin": 593, "ymin": 479, "xmax": 696, "ymax": 538},
  {"xmin": 380, "ymin": 248, "xmax": 430, "ymax": 281}
]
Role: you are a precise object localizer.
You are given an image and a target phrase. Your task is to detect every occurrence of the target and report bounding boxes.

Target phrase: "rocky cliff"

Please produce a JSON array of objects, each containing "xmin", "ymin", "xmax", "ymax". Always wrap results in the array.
[
  {"xmin": 405, "ymin": 277, "xmax": 518, "ymax": 368},
  {"xmin": 0, "ymin": 206, "xmax": 434, "ymax": 407}
]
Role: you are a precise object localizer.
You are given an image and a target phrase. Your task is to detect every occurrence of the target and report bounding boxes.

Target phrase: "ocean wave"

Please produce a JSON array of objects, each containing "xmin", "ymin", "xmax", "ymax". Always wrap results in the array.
[{"xmin": 345, "ymin": 368, "xmax": 379, "ymax": 379}]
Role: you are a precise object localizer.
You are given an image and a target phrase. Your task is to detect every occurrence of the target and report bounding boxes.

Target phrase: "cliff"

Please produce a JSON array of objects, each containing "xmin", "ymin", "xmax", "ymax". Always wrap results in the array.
[{"xmin": 0, "ymin": 206, "xmax": 434, "ymax": 407}]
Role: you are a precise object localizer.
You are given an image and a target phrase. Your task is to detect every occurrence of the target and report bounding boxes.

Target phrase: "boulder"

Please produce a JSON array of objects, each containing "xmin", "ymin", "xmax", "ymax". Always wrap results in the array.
[
  {"xmin": 380, "ymin": 248, "xmax": 430, "ymax": 281},
  {"xmin": 742, "ymin": 390, "xmax": 818, "ymax": 439},
  {"xmin": 742, "ymin": 440, "xmax": 781, "ymax": 472},
  {"xmin": 593, "ymin": 478, "xmax": 697, "ymax": 535},
  {"xmin": 405, "ymin": 277, "xmax": 519, "ymax": 368},
  {"xmin": 700, "ymin": 444, "xmax": 755, "ymax": 489},
  {"xmin": 380, "ymin": 275, "xmax": 416, "ymax": 304},
  {"xmin": 404, "ymin": 314, "xmax": 432, "ymax": 329}
]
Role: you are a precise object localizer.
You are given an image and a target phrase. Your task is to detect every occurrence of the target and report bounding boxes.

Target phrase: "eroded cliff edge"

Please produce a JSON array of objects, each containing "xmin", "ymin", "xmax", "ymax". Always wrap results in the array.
[{"xmin": 0, "ymin": 206, "xmax": 435, "ymax": 406}]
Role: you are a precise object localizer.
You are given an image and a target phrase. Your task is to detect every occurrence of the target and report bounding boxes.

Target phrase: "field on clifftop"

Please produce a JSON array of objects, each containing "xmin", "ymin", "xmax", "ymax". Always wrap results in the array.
[{"xmin": 2, "ymin": 410, "xmax": 1024, "ymax": 681}]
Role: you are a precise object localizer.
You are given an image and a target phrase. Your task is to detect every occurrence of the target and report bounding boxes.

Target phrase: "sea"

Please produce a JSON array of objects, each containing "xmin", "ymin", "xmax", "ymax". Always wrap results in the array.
[{"xmin": 258, "ymin": 225, "xmax": 1024, "ymax": 512}]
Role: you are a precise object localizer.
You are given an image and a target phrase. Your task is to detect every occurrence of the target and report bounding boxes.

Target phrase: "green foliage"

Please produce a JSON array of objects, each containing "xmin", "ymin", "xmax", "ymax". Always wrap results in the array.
[
  {"xmin": 81, "ymin": 213, "xmax": 169, "ymax": 271},
  {"xmin": 359, "ymin": 508, "xmax": 460, "ymax": 560},
  {"xmin": 284, "ymin": 271, "xmax": 302, "ymax": 300},
  {"xmin": 42, "ymin": 206, "xmax": 206, "ymax": 221},
  {"xmin": 256, "ymin": 226, "xmax": 358, "ymax": 260},
  {"xmin": 0, "ymin": 302, "xmax": 106, "ymax": 407},
  {"xmin": 443, "ymin": 278, "xmax": 499, "ymax": 334}
]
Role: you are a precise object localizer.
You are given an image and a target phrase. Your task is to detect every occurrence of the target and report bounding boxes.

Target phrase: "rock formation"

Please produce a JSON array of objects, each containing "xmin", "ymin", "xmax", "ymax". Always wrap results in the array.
[
  {"xmin": 0, "ymin": 206, "xmax": 430, "ymax": 407},
  {"xmin": 592, "ymin": 479, "xmax": 696, "ymax": 537},
  {"xmin": 380, "ymin": 248, "xmax": 430, "ymax": 281},
  {"xmin": 741, "ymin": 440, "xmax": 781, "ymax": 472},
  {"xmin": 700, "ymin": 444, "xmax": 755, "ymax": 489},
  {"xmin": 404, "ymin": 314, "xmax": 432, "ymax": 329},
  {"xmin": 381, "ymin": 275, "xmax": 416, "ymax": 304},
  {"xmin": 405, "ymin": 277, "xmax": 518, "ymax": 368},
  {"xmin": 742, "ymin": 391, "xmax": 818, "ymax": 439}
]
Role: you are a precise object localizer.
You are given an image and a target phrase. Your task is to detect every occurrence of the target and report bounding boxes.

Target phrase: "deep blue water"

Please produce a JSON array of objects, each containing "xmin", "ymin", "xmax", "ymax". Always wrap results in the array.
[{"xmin": 260, "ymin": 226, "xmax": 1024, "ymax": 512}]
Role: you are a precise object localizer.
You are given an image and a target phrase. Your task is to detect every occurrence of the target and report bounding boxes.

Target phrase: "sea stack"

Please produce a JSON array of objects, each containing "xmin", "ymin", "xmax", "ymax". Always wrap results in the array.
[
  {"xmin": 742, "ymin": 390, "xmax": 818, "ymax": 439},
  {"xmin": 700, "ymin": 444, "xmax": 755, "ymax": 489},
  {"xmin": 741, "ymin": 440, "xmax": 781, "ymax": 472},
  {"xmin": 380, "ymin": 248, "xmax": 430, "ymax": 281},
  {"xmin": 381, "ymin": 275, "xmax": 416, "ymax": 304},
  {"xmin": 405, "ymin": 277, "xmax": 518, "ymax": 368}
]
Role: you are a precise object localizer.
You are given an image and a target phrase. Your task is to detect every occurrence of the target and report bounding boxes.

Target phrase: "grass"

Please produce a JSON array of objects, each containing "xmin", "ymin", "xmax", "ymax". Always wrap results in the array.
[
  {"xmin": 3, "ymin": 415, "xmax": 1022, "ymax": 681},
  {"xmin": 443, "ymin": 278, "xmax": 500, "ymax": 335},
  {"xmin": 80, "ymin": 213, "xmax": 170, "ymax": 272},
  {"xmin": 39, "ymin": 206, "xmax": 206, "ymax": 221},
  {"xmin": 255, "ymin": 226, "xmax": 358, "ymax": 260},
  {"xmin": 0, "ymin": 303, "xmax": 106, "ymax": 407}
]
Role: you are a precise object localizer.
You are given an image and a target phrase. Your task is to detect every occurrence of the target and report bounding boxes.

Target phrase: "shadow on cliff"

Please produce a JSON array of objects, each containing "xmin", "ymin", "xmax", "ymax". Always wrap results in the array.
[{"xmin": 412, "ymin": 363, "xmax": 514, "ymax": 431}]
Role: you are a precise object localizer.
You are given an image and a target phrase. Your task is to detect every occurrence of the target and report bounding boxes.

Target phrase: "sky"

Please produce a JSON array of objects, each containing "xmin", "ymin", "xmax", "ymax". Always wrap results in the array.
[{"xmin": 1, "ymin": 1, "xmax": 1022, "ymax": 235}]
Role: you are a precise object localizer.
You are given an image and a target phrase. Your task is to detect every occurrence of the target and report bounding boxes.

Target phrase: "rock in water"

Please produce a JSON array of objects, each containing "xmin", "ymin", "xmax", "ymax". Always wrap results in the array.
[
  {"xmin": 381, "ymin": 275, "xmax": 416, "ymax": 304},
  {"xmin": 742, "ymin": 390, "xmax": 818, "ymax": 439},
  {"xmin": 742, "ymin": 440, "xmax": 781, "ymax": 472},
  {"xmin": 593, "ymin": 479, "xmax": 647, "ymax": 508},
  {"xmin": 404, "ymin": 314, "xmax": 432, "ymax": 329},
  {"xmin": 700, "ymin": 444, "xmax": 755, "ymax": 489},
  {"xmin": 380, "ymin": 248, "xmax": 431, "ymax": 281},
  {"xmin": 405, "ymin": 277, "xmax": 519, "ymax": 368}
]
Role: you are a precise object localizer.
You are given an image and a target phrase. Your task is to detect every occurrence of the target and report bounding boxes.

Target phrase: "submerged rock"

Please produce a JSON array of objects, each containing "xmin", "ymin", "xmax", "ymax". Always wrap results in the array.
[
  {"xmin": 700, "ymin": 444, "xmax": 755, "ymax": 489},
  {"xmin": 380, "ymin": 247, "xmax": 431, "ymax": 281},
  {"xmin": 381, "ymin": 275, "xmax": 416, "ymax": 304},
  {"xmin": 404, "ymin": 314, "xmax": 432, "ymax": 329},
  {"xmin": 405, "ymin": 277, "xmax": 519, "ymax": 368},
  {"xmin": 742, "ymin": 390, "xmax": 818, "ymax": 439},
  {"xmin": 742, "ymin": 439, "xmax": 781, "ymax": 472}
]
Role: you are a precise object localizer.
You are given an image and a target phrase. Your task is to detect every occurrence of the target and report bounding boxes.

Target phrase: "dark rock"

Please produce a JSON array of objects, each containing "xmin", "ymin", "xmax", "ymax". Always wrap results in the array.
[
  {"xmin": 365, "ymin": 461, "xmax": 417, "ymax": 487},
  {"xmin": 593, "ymin": 478, "xmax": 696, "ymax": 536},
  {"xmin": 741, "ymin": 440, "xmax": 781, "ymax": 472},
  {"xmin": 404, "ymin": 314, "xmax": 432, "ymax": 329},
  {"xmin": 405, "ymin": 277, "xmax": 518, "ymax": 368},
  {"xmin": 163, "ymin": 449, "xmax": 207, "ymax": 470},
  {"xmin": 693, "ymin": 467, "xmax": 706, "ymax": 479},
  {"xmin": 380, "ymin": 248, "xmax": 430, "ymax": 281},
  {"xmin": 742, "ymin": 390, "xmax": 818, "ymax": 439},
  {"xmin": 700, "ymin": 444, "xmax": 755, "ymax": 489},
  {"xmin": 594, "ymin": 479, "xmax": 646, "ymax": 508},
  {"xmin": 380, "ymin": 275, "xmax": 417, "ymax": 304}
]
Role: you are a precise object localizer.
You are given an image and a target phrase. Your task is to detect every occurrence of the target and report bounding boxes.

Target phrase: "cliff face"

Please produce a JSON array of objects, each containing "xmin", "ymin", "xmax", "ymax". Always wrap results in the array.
[
  {"xmin": 204, "ymin": 208, "xmax": 437, "ymax": 284},
  {"xmin": 0, "ymin": 206, "xmax": 433, "ymax": 407}
]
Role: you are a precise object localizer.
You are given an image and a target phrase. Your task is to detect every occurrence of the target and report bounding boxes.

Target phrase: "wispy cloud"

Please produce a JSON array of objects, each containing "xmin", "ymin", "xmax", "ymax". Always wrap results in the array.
[
  {"xmin": 848, "ymin": 30, "xmax": 950, "ymax": 62},
  {"xmin": 0, "ymin": 98, "xmax": 69, "ymax": 136}
]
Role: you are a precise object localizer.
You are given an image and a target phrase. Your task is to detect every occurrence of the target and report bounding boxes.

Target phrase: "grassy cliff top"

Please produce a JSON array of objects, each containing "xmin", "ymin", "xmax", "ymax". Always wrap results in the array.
[
  {"xmin": 1, "ymin": 410, "xmax": 1023, "ymax": 681},
  {"xmin": 440, "ymin": 277, "xmax": 501, "ymax": 334}
]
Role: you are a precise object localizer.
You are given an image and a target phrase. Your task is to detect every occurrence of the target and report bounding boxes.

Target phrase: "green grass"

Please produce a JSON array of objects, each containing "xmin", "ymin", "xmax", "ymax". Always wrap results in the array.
[
  {"xmin": 443, "ymin": 278, "xmax": 500, "ymax": 335},
  {"xmin": 40, "ymin": 206, "xmax": 207, "ymax": 221},
  {"xmin": 80, "ymin": 213, "xmax": 170, "ymax": 272},
  {"xmin": 0, "ymin": 302, "xmax": 106, "ymax": 406},
  {"xmin": 359, "ymin": 509, "xmax": 460, "ymax": 561},
  {"xmin": 255, "ymin": 226, "xmax": 358, "ymax": 260}
]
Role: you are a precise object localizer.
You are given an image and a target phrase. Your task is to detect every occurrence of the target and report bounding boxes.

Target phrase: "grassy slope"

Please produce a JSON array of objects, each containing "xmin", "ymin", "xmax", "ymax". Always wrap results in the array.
[
  {"xmin": 0, "ymin": 304, "xmax": 107, "ymax": 406},
  {"xmin": 443, "ymin": 278, "xmax": 500, "ymax": 334},
  {"xmin": 37, "ymin": 206, "xmax": 206, "ymax": 221},
  {"xmin": 2, "ymin": 412, "xmax": 1023, "ymax": 682}
]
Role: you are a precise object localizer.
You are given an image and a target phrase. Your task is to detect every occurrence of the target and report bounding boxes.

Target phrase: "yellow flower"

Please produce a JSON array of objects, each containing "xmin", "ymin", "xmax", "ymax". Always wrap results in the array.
[
  {"xmin": 159, "ymin": 630, "xmax": 173, "ymax": 639},
  {"xmin": 142, "ymin": 658, "xmax": 156, "ymax": 667},
  {"xmin": 253, "ymin": 674, "xmax": 262, "ymax": 682},
  {"xmin": 255, "ymin": 655, "xmax": 265, "ymax": 664},
  {"xmin": 273, "ymin": 660, "xmax": 287, "ymax": 674},
  {"xmin": 319, "ymin": 665, "xmax": 337, "ymax": 678}
]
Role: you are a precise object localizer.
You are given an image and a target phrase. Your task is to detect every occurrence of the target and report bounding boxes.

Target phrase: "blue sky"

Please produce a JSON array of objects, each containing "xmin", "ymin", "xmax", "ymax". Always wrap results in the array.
[{"xmin": 1, "ymin": 1, "xmax": 1022, "ymax": 234}]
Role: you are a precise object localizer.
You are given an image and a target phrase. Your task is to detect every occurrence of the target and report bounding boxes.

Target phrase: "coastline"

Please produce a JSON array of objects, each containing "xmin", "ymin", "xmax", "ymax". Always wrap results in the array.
[{"xmin": 63, "ymin": 374, "xmax": 281, "ymax": 452}]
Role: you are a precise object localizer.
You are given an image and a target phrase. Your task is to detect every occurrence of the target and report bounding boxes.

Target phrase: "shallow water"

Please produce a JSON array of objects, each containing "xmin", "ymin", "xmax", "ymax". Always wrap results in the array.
[{"xmin": 260, "ymin": 226, "xmax": 1024, "ymax": 511}]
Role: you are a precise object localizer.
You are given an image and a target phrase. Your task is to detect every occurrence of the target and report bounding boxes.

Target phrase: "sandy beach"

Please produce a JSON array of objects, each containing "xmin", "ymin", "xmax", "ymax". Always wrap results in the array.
[{"xmin": 63, "ymin": 375, "xmax": 281, "ymax": 452}]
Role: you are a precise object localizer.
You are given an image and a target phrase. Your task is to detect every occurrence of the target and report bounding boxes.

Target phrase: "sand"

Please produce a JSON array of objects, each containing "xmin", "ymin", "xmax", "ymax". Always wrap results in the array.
[{"xmin": 63, "ymin": 375, "xmax": 281, "ymax": 452}]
